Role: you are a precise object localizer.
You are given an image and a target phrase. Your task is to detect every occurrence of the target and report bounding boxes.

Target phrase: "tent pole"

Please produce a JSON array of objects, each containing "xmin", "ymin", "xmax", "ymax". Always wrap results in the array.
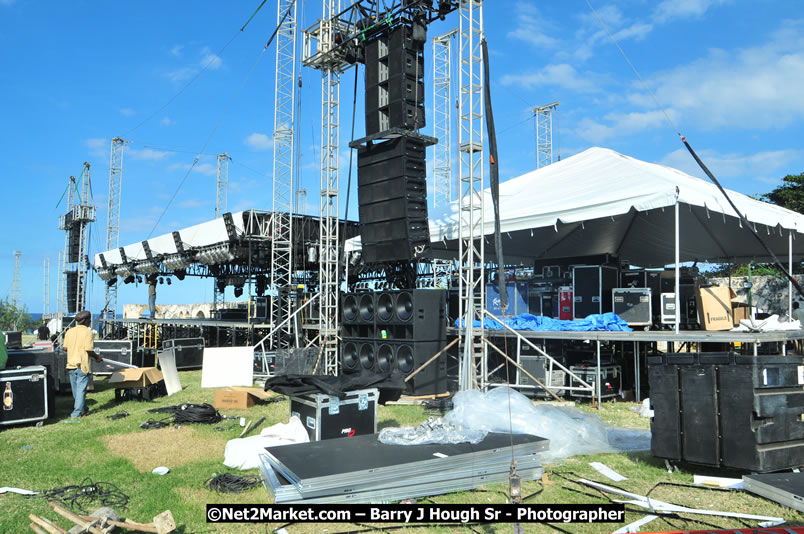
[
  {"xmin": 675, "ymin": 202, "xmax": 680, "ymax": 335},
  {"xmin": 789, "ymin": 230, "xmax": 793, "ymax": 321}
]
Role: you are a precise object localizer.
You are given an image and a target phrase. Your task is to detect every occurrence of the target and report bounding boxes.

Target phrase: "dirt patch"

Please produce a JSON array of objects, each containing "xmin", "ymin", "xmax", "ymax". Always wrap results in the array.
[{"xmin": 105, "ymin": 427, "xmax": 227, "ymax": 471}]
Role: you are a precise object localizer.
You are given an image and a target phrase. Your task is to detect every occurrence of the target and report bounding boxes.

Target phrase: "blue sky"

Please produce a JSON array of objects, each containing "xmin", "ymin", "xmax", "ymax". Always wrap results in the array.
[{"xmin": 1, "ymin": 0, "xmax": 803, "ymax": 314}]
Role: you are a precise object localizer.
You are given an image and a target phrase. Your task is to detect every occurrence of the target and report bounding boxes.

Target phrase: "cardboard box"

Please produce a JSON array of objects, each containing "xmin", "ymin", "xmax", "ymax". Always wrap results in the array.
[
  {"xmin": 214, "ymin": 387, "xmax": 272, "ymax": 410},
  {"xmin": 732, "ymin": 303, "xmax": 750, "ymax": 326},
  {"xmin": 108, "ymin": 367, "xmax": 164, "ymax": 389},
  {"xmin": 696, "ymin": 286, "xmax": 735, "ymax": 331}
]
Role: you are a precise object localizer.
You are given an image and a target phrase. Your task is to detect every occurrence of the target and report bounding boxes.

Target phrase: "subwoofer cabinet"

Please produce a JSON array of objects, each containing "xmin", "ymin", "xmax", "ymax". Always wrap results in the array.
[{"xmin": 649, "ymin": 353, "xmax": 804, "ymax": 472}]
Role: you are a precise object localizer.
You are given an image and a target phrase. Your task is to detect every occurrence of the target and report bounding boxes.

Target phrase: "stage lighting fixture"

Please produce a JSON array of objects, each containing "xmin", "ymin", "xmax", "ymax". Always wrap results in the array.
[
  {"xmin": 234, "ymin": 286, "xmax": 244, "ymax": 298},
  {"xmin": 167, "ymin": 278, "xmax": 172, "ymax": 285},
  {"xmin": 123, "ymin": 275, "xmax": 135, "ymax": 284},
  {"xmin": 106, "ymin": 278, "xmax": 117, "ymax": 287},
  {"xmin": 175, "ymin": 269, "xmax": 186, "ymax": 281},
  {"xmin": 159, "ymin": 277, "xmax": 164, "ymax": 284},
  {"xmin": 136, "ymin": 276, "xmax": 143, "ymax": 283},
  {"xmin": 216, "ymin": 279, "xmax": 227, "ymax": 292}
]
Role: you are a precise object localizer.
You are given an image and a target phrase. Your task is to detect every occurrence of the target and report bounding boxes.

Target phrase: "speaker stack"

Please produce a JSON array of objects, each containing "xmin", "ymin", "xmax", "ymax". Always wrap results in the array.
[
  {"xmin": 365, "ymin": 24, "xmax": 425, "ymax": 136},
  {"xmin": 357, "ymin": 136, "xmax": 430, "ymax": 263},
  {"xmin": 341, "ymin": 289, "xmax": 447, "ymax": 396}
]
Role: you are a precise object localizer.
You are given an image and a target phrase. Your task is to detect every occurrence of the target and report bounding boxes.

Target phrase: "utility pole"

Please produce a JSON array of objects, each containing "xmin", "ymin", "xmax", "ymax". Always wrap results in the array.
[
  {"xmin": 534, "ymin": 101, "xmax": 559, "ymax": 168},
  {"xmin": 104, "ymin": 137, "xmax": 126, "ymax": 330},
  {"xmin": 214, "ymin": 152, "xmax": 231, "ymax": 311},
  {"xmin": 271, "ymin": 0, "xmax": 298, "ymax": 348},
  {"xmin": 11, "ymin": 251, "xmax": 22, "ymax": 306}
]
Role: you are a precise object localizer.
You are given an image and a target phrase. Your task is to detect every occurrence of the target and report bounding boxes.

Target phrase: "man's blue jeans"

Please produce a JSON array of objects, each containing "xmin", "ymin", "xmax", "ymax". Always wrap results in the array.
[
  {"xmin": 149, "ymin": 294, "xmax": 156, "ymax": 318},
  {"xmin": 69, "ymin": 368, "xmax": 90, "ymax": 418}
]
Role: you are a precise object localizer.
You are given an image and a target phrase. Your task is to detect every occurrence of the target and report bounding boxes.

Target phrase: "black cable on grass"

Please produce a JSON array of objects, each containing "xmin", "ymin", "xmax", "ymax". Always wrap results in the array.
[
  {"xmin": 206, "ymin": 473, "xmax": 262, "ymax": 493},
  {"xmin": 106, "ymin": 411, "xmax": 129, "ymax": 420},
  {"xmin": 645, "ymin": 480, "xmax": 734, "ymax": 498},
  {"xmin": 140, "ymin": 418, "xmax": 171, "ymax": 429},
  {"xmin": 148, "ymin": 403, "xmax": 222, "ymax": 424},
  {"xmin": 35, "ymin": 477, "xmax": 129, "ymax": 514}
]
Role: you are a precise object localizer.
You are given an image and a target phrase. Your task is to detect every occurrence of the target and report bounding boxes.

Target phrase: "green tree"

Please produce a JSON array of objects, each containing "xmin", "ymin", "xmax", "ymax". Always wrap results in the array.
[
  {"xmin": 0, "ymin": 298, "xmax": 37, "ymax": 332},
  {"xmin": 761, "ymin": 172, "xmax": 804, "ymax": 214}
]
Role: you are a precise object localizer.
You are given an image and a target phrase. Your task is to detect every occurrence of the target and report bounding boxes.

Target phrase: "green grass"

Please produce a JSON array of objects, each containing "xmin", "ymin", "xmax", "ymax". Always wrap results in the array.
[{"xmin": 1, "ymin": 371, "xmax": 803, "ymax": 533}]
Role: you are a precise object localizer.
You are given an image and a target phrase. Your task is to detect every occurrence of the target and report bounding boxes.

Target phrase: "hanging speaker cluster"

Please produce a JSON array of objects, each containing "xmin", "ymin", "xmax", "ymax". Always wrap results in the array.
[
  {"xmin": 364, "ymin": 24, "xmax": 426, "ymax": 136},
  {"xmin": 341, "ymin": 289, "xmax": 447, "ymax": 396},
  {"xmin": 357, "ymin": 136, "xmax": 430, "ymax": 263}
]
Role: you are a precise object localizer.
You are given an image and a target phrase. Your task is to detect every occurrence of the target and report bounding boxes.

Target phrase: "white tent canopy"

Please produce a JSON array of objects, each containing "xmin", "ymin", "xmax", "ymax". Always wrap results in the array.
[{"xmin": 428, "ymin": 147, "xmax": 804, "ymax": 266}]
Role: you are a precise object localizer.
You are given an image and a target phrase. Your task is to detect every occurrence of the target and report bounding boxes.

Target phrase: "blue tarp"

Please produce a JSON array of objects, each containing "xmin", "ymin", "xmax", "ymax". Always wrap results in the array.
[{"xmin": 455, "ymin": 312, "xmax": 633, "ymax": 332}]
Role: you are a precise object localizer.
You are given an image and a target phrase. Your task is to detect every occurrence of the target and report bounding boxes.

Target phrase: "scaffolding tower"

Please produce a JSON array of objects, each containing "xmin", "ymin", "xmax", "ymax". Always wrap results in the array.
[
  {"xmin": 534, "ymin": 101, "xmax": 559, "ymax": 169},
  {"xmin": 271, "ymin": 0, "xmax": 298, "ymax": 348},
  {"xmin": 303, "ymin": 0, "xmax": 353, "ymax": 375},
  {"xmin": 214, "ymin": 152, "xmax": 231, "ymax": 311},
  {"xmin": 433, "ymin": 29, "xmax": 457, "ymax": 208},
  {"xmin": 58, "ymin": 163, "xmax": 96, "ymax": 317},
  {"xmin": 457, "ymin": 0, "xmax": 486, "ymax": 391},
  {"xmin": 11, "ymin": 251, "xmax": 22, "ymax": 306},
  {"xmin": 104, "ymin": 137, "xmax": 126, "ymax": 327},
  {"xmin": 43, "ymin": 257, "xmax": 50, "ymax": 318}
]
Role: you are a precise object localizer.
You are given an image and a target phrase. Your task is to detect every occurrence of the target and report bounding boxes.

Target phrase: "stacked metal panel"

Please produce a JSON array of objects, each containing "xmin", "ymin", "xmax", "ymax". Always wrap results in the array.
[{"xmin": 259, "ymin": 432, "xmax": 548, "ymax": 504}]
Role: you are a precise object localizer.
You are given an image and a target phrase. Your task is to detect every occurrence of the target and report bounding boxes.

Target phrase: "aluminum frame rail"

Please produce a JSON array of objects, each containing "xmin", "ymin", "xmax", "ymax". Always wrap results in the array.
[
  {"xmin": 258, "ymin": 432, "xmax": 548, "ymax": 504},
  {"xmin": 270, "ymin": 0, "xmax": 298, "ymax": 350},
  {"xmin": 213, "ymin": 153, "xmax": 231, "ymax": 312},
  {"xmin": 457, "ymin": 0, "xmax": 486, "ymax": 391}
]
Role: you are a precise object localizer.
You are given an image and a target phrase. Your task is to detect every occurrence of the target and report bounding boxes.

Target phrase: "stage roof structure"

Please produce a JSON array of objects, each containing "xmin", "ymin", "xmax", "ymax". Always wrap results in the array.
[{"xmin": 426, "ymin": 147, "xmax": 804, "ymax": 267}]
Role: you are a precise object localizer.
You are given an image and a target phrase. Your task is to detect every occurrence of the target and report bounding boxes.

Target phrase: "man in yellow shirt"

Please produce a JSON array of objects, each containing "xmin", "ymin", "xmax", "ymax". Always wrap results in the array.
[{"xmin": 63, "ymin": 310, "xmax": 101, "ymax": 422}]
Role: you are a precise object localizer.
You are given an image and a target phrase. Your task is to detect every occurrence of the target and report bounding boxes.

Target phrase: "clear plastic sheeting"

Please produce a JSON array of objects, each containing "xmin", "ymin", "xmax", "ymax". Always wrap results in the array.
[
  {"xmin": 378, "ymin": 416, "xmax": 487, "ymax": 446},
  {"xmin": 443, "ymin": 387, "xmax": 651, "ymax": 463}
]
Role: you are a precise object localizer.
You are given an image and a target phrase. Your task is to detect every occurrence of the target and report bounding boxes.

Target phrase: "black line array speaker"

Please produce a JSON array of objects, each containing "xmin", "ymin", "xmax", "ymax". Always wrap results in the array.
[
  {"xmin": 357, "ymin": 137, "xmax": 430, "ymax": 263},
  {"xmin": 364, "ymin": 24, "xmax": 425, "ymax": 136},
  {"xmin": 65, "ymin": 271, "xmax": 83, "ymax": 314},
  {"xmin": 340, "ymin": 289, "xmax": 447, "ymax": 396}
]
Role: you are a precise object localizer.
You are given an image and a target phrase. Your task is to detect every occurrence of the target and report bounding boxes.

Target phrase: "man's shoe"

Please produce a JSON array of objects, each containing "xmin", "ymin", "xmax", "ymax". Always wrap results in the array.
[{"xmin": 63, "ymin": 417, "xmax": 81, "ymax": 424}]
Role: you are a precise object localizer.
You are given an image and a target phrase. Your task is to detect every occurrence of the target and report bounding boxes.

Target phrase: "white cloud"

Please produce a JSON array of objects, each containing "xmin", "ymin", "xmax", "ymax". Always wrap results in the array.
[
  {"xmin": 574, "ymin": 109, "xmax": 676, "ymax": 143},
  {"xmin": 507, "ymin": 3, "xmax": 560, "ymax": 48},
  {"xmin": 168, "ymin": 162, "xmax": 217, "ymax": 176},
  {"xmin": 129, "ymin": 147, "xmax": 174, "ymax": 161},
  {"xmin": 85, "ymin": 138, "xmax": 107, "ymax": 159},
  {"xmin": 165, "ymin": 67, "xmax": 195, "ymax": 84},
  {"xmin": 0, "ymin": 0, "xmax": 16, "ymax": 6},
  {"xmin": 200, "ymin": 47, "xmax": 222, "ymax": 70},
  {"xmin": 245, "ymin": 132, "xmax": 273, "ymax": 151},
  {"xmin": 631, "ymin": 20, "xmax": 804, "ymax": 131},
  {"xmin": 120, "ymin": 108, "xmax": 136, "ymax": 117},
  {"xmin": 85, "ymin": 138, "xmax": 106, "ymax": 150},
  {"xmin": 179, "ymin": 198, "xmax": 205, "ymax": 209},
  {"xmin": 170, "ymin": 44, "xmax": 184, "ymax": 57},
  {"xmin": 160, "ymin": 117, "xmax": 175, "ymax": 126},
  {"xmin": 501, "ymin": 63, "xmax": 602, "ymax": 93},
  {"xmin": 653, "ymin": 0, "xmax": 731, "ymax": 24},
  {"xmin": 659, "ymin": 147, "xmax": 804, "ymax": 182}
]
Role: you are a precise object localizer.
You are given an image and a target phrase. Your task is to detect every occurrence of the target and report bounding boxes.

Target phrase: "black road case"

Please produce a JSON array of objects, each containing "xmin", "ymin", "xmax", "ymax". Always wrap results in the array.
[
  {"xmin": 572, "ymin": 265, "xmax": 618, "ymax": 319},
  {"xmin": 568, "ymin": 364, "xmax": 621, "ymax": 399},
  {"xmin": 161, "ymin": 337, "xmax": 204, "ymax": 369},
  {"xmin": 92, "ymin": 340, "xmax": 134, "ymax": 374},
  {"xmin": 290, "ymin": 388, "xmax": 378, "ymax": 442},
  {"xmin": 612, "ymin": 288, "xmax": 652, "ymax": 327},
  {"xmin": 0, "ymin": 365, "xmax": 49, "ymax": 426}
]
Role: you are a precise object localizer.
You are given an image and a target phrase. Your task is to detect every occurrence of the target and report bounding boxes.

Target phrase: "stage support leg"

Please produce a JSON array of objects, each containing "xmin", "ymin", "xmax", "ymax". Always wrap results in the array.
[
  {"xmin": 596, "ymin": 340, "xmax": 601, "ymax": 407},
  {"xmin": 634, "ymin": 341, "xmax": 640, "ymax": 401}
]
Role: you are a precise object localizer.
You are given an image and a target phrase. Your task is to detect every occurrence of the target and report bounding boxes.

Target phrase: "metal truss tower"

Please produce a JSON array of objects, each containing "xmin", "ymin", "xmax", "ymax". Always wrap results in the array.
[
  {"xmin": 43, "ymin": 258, "xmax": 50, "ymax": 318},
  {"xmin": 214, "ymin": 152, "xmax": 231, "ymax": 311},
  {"xmin": 303, "ymin": 0, "xmax": 351, "ymax": 376},
  {"xmin": 433, "ymin": 29, "xmax": 457, "ymax": 208},
  {"xmin": 457, "ymin": 0, "xmax": 486, "ymax": 391},
  {"xmin": 534, "ymin": 101, "xmax": 559, "ymax": 168},
  {"xmin": 104, "ymin": 137, "xmax": 126, "ymax": 327},
  {"xmin": 11, "ymin": 251, "xmax": 22, "ymax": 306},
  {"xmin": 270, "ymin": 0, "xmax": 298, "ymax": 348},
  {"xmin": 58, "ymin": 163, "xmax": 96, "ymax": 316}
]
